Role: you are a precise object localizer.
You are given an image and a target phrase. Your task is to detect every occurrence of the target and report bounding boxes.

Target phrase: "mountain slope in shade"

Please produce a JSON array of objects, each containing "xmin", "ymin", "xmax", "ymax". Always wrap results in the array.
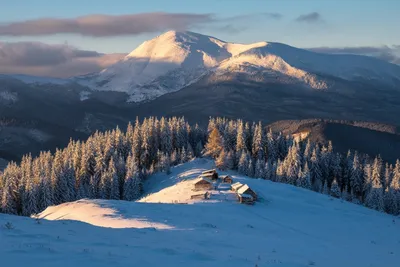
[
  {"xmin": 79, "ymin": 30, "xmax": 400, "ymax": 102},
  {"xmin": 1, "ymin": 159, "xmax": 398, "ymax": 267}
]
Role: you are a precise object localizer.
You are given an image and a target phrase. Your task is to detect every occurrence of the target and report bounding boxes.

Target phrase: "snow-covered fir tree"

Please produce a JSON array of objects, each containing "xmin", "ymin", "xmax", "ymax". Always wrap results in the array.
[{"xmin": 330, "ymin": 179, "xmax": 341, "ymax": 198}]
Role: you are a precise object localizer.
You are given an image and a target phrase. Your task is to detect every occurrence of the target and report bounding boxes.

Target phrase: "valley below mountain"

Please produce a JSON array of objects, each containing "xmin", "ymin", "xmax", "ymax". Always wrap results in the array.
[{"xmin": 1, "ymin": 31, "xmax": 400, "ymax": 164}]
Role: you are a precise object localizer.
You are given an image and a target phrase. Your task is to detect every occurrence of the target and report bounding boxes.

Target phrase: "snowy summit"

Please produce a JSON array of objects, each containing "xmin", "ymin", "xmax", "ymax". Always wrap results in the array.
[{"xmin": 82, "ymin": 31, "xmax": 400, "ymax": 102}]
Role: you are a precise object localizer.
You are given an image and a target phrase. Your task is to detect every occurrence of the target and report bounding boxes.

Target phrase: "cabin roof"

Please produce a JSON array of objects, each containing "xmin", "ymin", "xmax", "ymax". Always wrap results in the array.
[
  {"xmin": 192, "ymin": 177, "xmax": 213, "ymax": 185},
  {"xmin": 231, "ymin": 182, "xmax": 244, "ymax": 191},
  {"xmin": 202, "ymin": 169, "xmax": 216, "ymax": 173},
  {"xmin": 237, "ymin": 184, "xmax": 254, "ymax": 195}
]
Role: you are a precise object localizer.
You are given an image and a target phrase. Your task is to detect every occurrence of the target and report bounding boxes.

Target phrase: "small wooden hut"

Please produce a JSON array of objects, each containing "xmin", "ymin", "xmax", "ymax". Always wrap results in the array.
[
  {"xmin": 231, "ymin": 182, "xmax": 244, "ymax": 192},
  {"xmin": 237, "ymin": 184, "xmax": 257, "ymax": 200},
  {"xmin": 201, "ymin": 169, "xmax": 218, "ymax": 180},
  {"xmin": 220, "ymin": 175, "xmax": 233, "ymax": 184},
  {"xmin": 192, "ymin": 177, "xmax": 213, "ymax": 191},
  {"xmin": 237, "ymin": 193, "xmax": 255, "ymax": 205}
]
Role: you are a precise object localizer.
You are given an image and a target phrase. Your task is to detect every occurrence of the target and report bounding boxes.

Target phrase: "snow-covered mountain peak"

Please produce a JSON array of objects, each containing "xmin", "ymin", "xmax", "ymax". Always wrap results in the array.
[
  {"xmin": 124, "ymin": 30, "xmax": 230, "ymax": 67},
  {"xmin": 94, "ymin": 31, "xmax": 236, "ymax": 100},
  {"xmin": 24, "ymin": 30, "xmax": 400, "ymax": 102}
]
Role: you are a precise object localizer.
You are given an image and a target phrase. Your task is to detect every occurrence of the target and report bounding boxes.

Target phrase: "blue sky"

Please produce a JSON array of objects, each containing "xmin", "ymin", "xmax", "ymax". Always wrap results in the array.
[{"xmin": 1, "ymin": 0, "xmax": 400, "ymax": 53}]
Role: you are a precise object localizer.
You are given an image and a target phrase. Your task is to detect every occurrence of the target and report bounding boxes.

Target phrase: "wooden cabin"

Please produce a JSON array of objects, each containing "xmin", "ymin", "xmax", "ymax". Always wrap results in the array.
[
  {"xmin": 220, "ymin": 175, "xmax": 233, "ymax": 184},
  {"xmin": 231, "ymin": 182, "xmax": 244, "ymax": 192},
  {"xmin": 201, "ymin": 169, "xmax": 218, "ymax": 180},
  {"xmin": 237, "ymin": 184, "xmax": 257, "ymax": 200},
  {"xmin": 190, "ymin": 191, "xmax": 210, "ymax": 200},
  {"xmin": 237, "ymin": 193, "xmax": 255, "ymax": 205},
  {"xmin": 192, "ymin": 177, "xmax": 213, "ymax": 191}
]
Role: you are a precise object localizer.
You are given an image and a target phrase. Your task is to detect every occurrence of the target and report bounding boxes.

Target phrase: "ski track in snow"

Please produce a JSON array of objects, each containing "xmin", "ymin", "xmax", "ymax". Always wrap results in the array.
[{"xmin": 1, "ymin": 158, "xmax": 400, "ymax": 267}]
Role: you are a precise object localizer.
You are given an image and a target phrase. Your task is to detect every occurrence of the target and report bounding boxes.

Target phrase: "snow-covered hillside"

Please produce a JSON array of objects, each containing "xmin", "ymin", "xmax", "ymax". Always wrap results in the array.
[
  {"xmin": 78, "ymin": 31, "xmax": 400, "ymax": 102},
  {"xmin": 2, "ymin": 159, "xmax": 400, "ymax": 267}
]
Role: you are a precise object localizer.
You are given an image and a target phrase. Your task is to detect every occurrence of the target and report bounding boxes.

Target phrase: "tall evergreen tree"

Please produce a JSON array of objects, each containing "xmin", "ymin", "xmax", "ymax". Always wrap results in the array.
[
  {"xmin": 204, "ymin": 128, "xmax": 224, "ymax": 159},
  {"xmin": 330, "ymin": 179, "xmax": 341, "ymax": 198}
]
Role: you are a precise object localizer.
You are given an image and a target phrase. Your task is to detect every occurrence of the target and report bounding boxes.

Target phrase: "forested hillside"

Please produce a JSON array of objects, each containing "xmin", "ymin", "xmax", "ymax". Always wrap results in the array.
[{"xmin": 1, "ymin": 117, "xmax": 399, "ymax": 217}]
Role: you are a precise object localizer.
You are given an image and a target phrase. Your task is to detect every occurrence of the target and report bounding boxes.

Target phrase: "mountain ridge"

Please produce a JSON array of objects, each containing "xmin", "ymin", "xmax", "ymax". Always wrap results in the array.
[
  {"xmin": 3, "ymin": 30, "xmax": 400, "ymax": 103},
  {"xmin": 74, "ymin": 30, "xmax": 400, "ymax": 102}
]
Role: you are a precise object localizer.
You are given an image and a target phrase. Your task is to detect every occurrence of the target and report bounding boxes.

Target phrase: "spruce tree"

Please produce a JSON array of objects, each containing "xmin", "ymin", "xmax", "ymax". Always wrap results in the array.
[
  {"xmin": 22, "ymin": 177, "xmax": 38, "ymax": 216},
  {"xmin": 236, "ymin": 120, "xmax": 246, "ymax": 153},
  {"xmin": 330, "ymin": 179, "xmax": 341, "ymax": 198},
  {"xmin": 310, "ymin": 147, "xmax": 323, "ymax": 192},
  {"xmin": 255, "ymin": 159, "xmax": 265, "ymax": 178},
  {"xmin": 297, "ymin": 162, "xmax": 312, "ymax": 189},
  {"xmin": 1, "ymin": 165, "xmax": 19, "ymax": 215},
  {"xmin": 204, "ymin": 128, "xmax": 224, "ymax": 159},
  {"xmin": 252, "ymin": 122, "xmax": 265, "ymax": 160},
  {"xmin": 263, "ymin": 160, "xmax": 273, "ymax": 180},
  {"xmin": 322, "ymin": 180, "xmax": 329, "ymax": 195},
  {"xmin": 247, "ymin": 158, "xmax": 255, "ymax": 178},
  {"xmin": 195, "ymin": 141, "xmax": 203, "ymax": 157},
  {"xmin": 180, "ymin": 147, "xmax": 188, "ymax": 163},
  {"xmin": 341, "ymin": 185, "xmax": 351, "ymax": 202},
  {"xmin": 238, "ymin": 151, "xmax": 249, "ymax": 175},
  {"xmin": 215, "ymin": 149, "xmax": 227, "ymax": 170},
  {"xmin": 124, "ymin": 154, "xmax": 141, "ymax": 201},
  {"xmin": 384, "ymin": 187, "xmax": 398, "ymax": 215},
  {"xmin": 225, "ymin": 150, "xmax": 235, "ymax": 170},
  {"xmin": 266, "ymin": 128, "xmax": 277, "ymax": 162},
  {"xmin": 365, "ymin": 176, "xmax": 385, "ymax": 212},
  {"xmin": 186, "ymin": 143, "xmax": 195, "ymax": 160},
  {"xmin": 109, "ymin": 159, "xmax": 120, "ymax": 200}
]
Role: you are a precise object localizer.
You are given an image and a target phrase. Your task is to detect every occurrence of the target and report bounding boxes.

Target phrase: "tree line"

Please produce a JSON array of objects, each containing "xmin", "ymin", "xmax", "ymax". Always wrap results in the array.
[
  {"xmin": 0, "ymin": 117, "xmax": 206, "ymax": 216},
  {"xmin": 205, "ymin": 117, "xmax": 400, "ymax": 215},
  {"xmin": 1, "ymin": 116, "xmax": 399, "ymax": 217}
]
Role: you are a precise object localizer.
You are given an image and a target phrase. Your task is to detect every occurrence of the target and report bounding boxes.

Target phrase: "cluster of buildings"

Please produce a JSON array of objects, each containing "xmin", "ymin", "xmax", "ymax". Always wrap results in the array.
[{"xmin": 191, "ymin": 169, "xmax": 257, "ymax": 204}]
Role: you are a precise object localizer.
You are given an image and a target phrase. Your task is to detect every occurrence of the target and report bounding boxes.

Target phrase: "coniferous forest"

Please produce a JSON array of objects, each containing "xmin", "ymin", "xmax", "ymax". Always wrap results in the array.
[{"xmin": 1, "ymin": 117, "xmax": 400, "ymax": 217}]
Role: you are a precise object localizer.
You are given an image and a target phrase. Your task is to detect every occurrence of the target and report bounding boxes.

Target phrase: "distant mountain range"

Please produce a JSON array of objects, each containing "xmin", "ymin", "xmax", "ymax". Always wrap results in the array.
[
  {"xmin": 4, "ymin": 31, "xmax": 400, "ymax": 102},
  {"xmin": 1, "ymin": 30, "xmax": 400, "ymax": 163}
]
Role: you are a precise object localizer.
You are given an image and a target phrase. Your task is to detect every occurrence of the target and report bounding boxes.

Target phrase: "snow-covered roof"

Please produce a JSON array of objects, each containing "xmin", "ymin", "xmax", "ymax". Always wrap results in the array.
[
  {"xmin": 237, "ymin": 184, "xmax": 254, "ymax": 195},
  {"xmin": 192, "ymin": 177, "xmax": 213, "ymax": 185},
  {"xmin": 231, "ymin": 182, "xmax": 244, "ymax": 191}
]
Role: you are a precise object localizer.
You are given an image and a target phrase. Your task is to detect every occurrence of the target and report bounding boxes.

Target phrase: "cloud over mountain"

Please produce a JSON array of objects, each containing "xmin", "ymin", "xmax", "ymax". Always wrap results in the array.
[
  {"xmin": 0, "ymin": 13, "xmax": 213, "ymax": 37},
  {"xmin": 0, "ymin": 42, "xmax": 126, "ymax": 77}
]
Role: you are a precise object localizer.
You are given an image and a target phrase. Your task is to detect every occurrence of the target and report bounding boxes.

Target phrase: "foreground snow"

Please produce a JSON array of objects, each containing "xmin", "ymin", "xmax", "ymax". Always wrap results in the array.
[{"xmin": 1, "ymin": 159, "xmax": 400, "ymax": 266}]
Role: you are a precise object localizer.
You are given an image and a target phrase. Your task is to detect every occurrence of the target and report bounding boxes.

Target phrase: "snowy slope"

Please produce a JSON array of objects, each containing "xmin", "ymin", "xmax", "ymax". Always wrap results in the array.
[
  {"xmin": 78, "ymin": 31, "xmax": 400, "ymax": 102},
  {"xmin": 88, "ymin": 31, "xmax": 231, "ymax": 101},
  {"xmin": 2, "ymin": 159, "xmax": 400, "ymax": 267}
]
